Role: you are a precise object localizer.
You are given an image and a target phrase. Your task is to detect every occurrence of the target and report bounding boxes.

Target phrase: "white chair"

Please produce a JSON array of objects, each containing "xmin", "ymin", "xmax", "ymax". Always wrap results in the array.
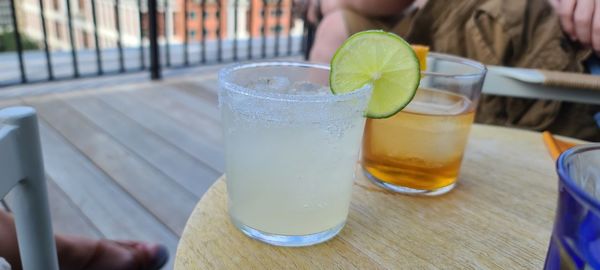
[{"xmin": 0, "ymin": 106, "xmax": 58, "ymax": 270}]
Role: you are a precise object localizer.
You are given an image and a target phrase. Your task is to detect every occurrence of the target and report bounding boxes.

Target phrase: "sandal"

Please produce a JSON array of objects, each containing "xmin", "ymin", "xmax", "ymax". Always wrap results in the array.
[{"xmin": 82, "ymin": 240, "xmax": 169, "ymax": 270}]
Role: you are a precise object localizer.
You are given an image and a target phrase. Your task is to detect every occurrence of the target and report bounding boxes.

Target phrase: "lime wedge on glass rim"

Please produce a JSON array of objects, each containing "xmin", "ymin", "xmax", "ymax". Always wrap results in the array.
[{"xmin": 330, "ymin": 30, "xmax": 421, "ymax": 118}]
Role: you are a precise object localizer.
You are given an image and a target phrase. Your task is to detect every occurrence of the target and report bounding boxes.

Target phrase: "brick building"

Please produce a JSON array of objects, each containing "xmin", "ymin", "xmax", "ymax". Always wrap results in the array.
[
  {"xmin": 173, "ymin": 0, "xmax": 227, "ymax": 42},
  {"xmin": 246, "ymin": 0, "xmax": 292, "ymax": 37},
  {"xmin": 14, "ymin": 0, "xmax": 296, "ymax": 51},
  {"xmin": 20, "ymin": 0, "xmax": 147, "ymax": 50}
]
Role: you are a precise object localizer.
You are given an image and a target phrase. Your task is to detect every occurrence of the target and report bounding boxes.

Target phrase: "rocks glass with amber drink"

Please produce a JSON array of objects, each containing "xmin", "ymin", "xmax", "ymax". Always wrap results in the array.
[{"xmin": 362, "ymin": 53, "xmax": 486, "ymax": 195}]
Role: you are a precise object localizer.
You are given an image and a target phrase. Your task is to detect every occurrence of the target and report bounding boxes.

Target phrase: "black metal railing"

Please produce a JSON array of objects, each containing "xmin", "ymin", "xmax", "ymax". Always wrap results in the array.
[{"xmin": 0, "ymin": 0, "xmax": 310, "ymax": 87}]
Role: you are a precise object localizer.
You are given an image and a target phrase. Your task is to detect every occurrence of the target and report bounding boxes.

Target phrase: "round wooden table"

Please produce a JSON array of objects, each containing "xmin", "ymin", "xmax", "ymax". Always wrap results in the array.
[{"xmin": 175, "ymin": 124, "xmax": 563, "ymax": 269}]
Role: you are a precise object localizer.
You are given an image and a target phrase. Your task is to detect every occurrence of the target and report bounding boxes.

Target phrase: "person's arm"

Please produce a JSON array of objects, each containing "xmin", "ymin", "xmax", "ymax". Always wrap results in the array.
[{"xmin": 549, "ymin": 0, "xmax": 600, "ymax": 55}]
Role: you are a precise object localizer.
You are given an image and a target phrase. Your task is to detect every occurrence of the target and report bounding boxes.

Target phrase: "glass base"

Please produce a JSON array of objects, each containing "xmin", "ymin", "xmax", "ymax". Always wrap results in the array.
[
  {"xmin": 364, "ymin": 169, "xmax": 456, "ymax": 196},
  {"xmin": 231, "ymin": 219, "xmax": 345, "ymax": 247}
]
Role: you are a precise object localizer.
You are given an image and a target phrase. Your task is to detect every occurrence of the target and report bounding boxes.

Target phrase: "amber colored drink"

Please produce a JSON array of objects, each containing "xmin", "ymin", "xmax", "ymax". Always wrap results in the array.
[{"xmin": 362, "ymin": 87, "xmax": 475, "ymax": 193}]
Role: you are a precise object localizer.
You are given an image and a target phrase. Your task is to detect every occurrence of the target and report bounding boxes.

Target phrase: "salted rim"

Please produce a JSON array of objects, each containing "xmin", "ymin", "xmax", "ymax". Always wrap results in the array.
[
  {"xmin": 421, "ymin": 52, "xmax": 487, "ymax": 79},
  {"xmin": 219, "ymin": 61, "xmax": 372, "ymax": 103}
]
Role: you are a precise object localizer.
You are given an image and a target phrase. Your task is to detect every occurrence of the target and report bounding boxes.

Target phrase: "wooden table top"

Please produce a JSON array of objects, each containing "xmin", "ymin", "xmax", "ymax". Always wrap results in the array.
[{"xmin": 175, "ymin": 124, "xmax": 562, "ymax": 269}]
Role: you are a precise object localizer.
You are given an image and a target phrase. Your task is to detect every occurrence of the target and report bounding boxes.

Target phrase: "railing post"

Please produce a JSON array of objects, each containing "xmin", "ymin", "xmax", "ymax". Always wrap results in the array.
[
  {"xmin": 261, "ymin": 0, "xmax": 267, "ymax": 58},
  {"xmin": 148, "ymin": 0, "xmax": 161, "ymax": 80},
  {"xmin": 37, "ymin": 0, "xmax": 53, "ymax": 80},
  {"xmin": 65, "ymin": 0, "xmax": 79, "ymax": 77},
  {"xmin": 91, "ymin": 0, "xmax": 104, "ymax": 75},
  {"xmin": 137, "ymin": 0, "xmax": 146, "ymax": 70},
  {"xmin": 9, "ymin": 0, "xmax": 26, "ymax": 83},
  {"xmin": 303, "ymin": 22, "xmax": 315, "ymax": 60},
  {"xmin": 114, "ymin": 0, "xmax": 125, "ymax": 73},
  {"xmin": 163, "ymin": 0, "xmax": 171, "ymax": 67}
]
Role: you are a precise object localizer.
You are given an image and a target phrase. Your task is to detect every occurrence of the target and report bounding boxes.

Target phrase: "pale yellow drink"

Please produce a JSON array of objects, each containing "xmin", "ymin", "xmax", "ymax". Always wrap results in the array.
[
  {"xmin": 224, "ymin": 105, "xmax": 366, "ymax": 236},
  {"xmin": 219, "ymin": 62, "xmax": 371, "ymax": 246}
]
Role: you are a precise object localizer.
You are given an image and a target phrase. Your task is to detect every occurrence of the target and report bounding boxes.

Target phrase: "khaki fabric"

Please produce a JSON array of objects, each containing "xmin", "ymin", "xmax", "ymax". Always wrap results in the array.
[{"xmin": 342, "ymin": 0, "xmax": 600, "ymax": 141}]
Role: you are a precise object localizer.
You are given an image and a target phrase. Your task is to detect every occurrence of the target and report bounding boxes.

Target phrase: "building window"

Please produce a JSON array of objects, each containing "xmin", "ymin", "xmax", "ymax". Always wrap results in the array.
[
  {"xmin": 271, "ymin": 25, "xmax": 282, "ymax": 33},
  {"xmin": 141, "ymin": 13, "xmax": 148, "ymax": 37},
  {"xmin": 271, "ymin": 9, "xmax": 282, "ymax": 16},
  {"xmin": 188, "ymin": 11, "xmax": 195, "ymax": 19},
  {"xmin": 215, "ymin": 10, "xmax": 220, "ymax": 17},
  {"xmin": 173, "ymin": 15, "xmax": 177, "ymax": 34},
  {"xmin": 55, "ymin": 22, "xmax": 62, "ymax": 39},
  {"xmin": 202, "ymin": 28, "xmax": 208, "ymax": 36},
  {"xmin": 189, "ymin": 30, "xmax": 196, "ymax": 38},
  {"xmin": 202, "ymin": 11, "xmax": 208, "ymax": 18},
  {"xmin": 83, "ymin": 32, "xmax": 90, "ymax": 48}
]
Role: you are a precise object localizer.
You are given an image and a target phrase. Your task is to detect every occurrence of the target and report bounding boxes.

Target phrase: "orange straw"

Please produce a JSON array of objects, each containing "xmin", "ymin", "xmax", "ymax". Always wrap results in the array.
[
  {"xmin": 542, "ymin": 131, "xmax": 578, "ymax": 161},
  {"xmin": 543, "ymin": 131, "xmax": 561, "ymax": 161}
]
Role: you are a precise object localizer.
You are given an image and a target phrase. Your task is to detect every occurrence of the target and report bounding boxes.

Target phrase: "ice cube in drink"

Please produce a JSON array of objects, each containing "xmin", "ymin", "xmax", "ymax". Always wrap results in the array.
[
  {"xmin": 219, "ymin": 64, "xmax": 370, "ymax": 246},
  {"xmin": 362, "ymin": 87, "xmax": 475, "ymax": 193}
]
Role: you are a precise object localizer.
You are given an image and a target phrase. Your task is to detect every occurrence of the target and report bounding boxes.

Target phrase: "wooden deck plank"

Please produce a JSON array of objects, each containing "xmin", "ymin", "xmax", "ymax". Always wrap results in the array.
[
  {"xmin": 45, "ymin": 178, "xmax": 103, "ymax": 238},
  {"xmin": 39, "ymin": 119, "xmax": 178, "ymax": 269},
  {"xmin": 2, "ymin": 98, "xmax": 179, "ymax": 267},
  {"xmin": 166, "ymin": 80, "xmax": 219, "ymax": 106},
  {"xmin": 62, "ymin": 94, "xmax": 219, "ymax": 198},
  {"xmin": 1, "ymin": 99, "xmax": 102, "ymax": 237},
  {"xmin": 151, "ymin": 82, "xmax": 221, "ymax": 121},
  {"xmin": 123, "ymin": 85, "xmax": 222, "ymax": 144},
  {"xmin": 37, "ymin": 121, "xmax": 179, "ymax": 246},
  {"xmin": 0, "ymin": 68, "xmax": 253, "ymax": 270},
  {"xmin": 97, "ymin": 89, "xmax": 225, "ymax": 172},
  {"xmin": 25, "ymin": 96, "xmax": 196, "ymax": 236},
  {"xmin": 163, "ymin": 81, "xmax": 220, "ymax": 121},
  {"xmin": 0, "ymin": 99, "xmax": 22, "ymax": 108},
  {"xmin": 1, "ymin": 72, "xmax": 233, "ymax": 270}
]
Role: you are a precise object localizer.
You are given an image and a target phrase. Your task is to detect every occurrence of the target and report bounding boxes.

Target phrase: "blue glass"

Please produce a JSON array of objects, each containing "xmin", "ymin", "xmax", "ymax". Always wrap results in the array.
[{"xmin": 545, "ymin": 144, "xmax": 600, "ymax": 270}]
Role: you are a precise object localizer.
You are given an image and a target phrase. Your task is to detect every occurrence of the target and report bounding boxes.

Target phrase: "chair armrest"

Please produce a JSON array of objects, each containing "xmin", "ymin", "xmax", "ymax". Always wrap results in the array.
[
  {"xmin": 540, "ymin": 70, "xmax": 600, "ymax": 91},
  {"xmin": 483, "ymin": 66, "xmax": 600, "ymax": 105},
  {"xmin": 0, "ymin": 124, "xmax": 22, "ymax": 198}
]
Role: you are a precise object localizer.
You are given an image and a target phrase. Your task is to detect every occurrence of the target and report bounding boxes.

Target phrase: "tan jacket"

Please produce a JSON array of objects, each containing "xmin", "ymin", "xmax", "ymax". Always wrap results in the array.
[{"xmin": 343, "ymin": 0, "xmax": 599, "ymax": 141}]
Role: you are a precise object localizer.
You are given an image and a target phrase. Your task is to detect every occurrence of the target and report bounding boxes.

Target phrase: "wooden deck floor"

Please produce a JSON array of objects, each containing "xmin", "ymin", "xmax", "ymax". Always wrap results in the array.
[{"xmin": 0, "ymin": 66, "xmax": 230, "ymax": 269}]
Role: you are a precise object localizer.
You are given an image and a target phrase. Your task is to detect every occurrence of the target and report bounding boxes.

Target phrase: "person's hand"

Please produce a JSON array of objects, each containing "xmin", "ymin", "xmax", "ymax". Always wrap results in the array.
[{"xmin": 549, "ymin": 0, "xmax": 600, "ymax": 55}]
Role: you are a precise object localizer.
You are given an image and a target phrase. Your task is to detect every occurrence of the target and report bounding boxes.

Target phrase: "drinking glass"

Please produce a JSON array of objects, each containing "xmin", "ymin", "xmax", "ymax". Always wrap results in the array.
[
  {"xmin": 219, "ymin": 62, "xmax": 371, "ymax": 246},
  {"xmin": 545, "ymin": 144, "xmax": 600, "ymax": 270},
  {"xmin": 362, "ymin": 53, "xmax": 486, "ymax": 195}
]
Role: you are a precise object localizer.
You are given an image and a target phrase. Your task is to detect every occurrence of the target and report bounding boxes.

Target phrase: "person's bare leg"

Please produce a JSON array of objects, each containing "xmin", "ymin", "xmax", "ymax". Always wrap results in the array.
[
  {"xmin": 308, "ymin": 0, "xmax": 421, "ymax": 63},
  {"xmin": 309, "ymin": 10, "xmax": 349, "ymax": 63},
  {"xmin": 310, "ymin": 0, "xmax": 341, "ymax": 24},
  {"xmin": 297, "ymin": 0, "xmax": 342, "ymax": 25},
  {"xmin": 340, "ymin": 0, "xmax": 415, "ymax": 17},
  {"xmin": 302, "ymin": 0, "xmax": 417, "ymax": 26},
  {"xmin": 0, "ymin": 210, "xmax": 167, "ymax": 270}
]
